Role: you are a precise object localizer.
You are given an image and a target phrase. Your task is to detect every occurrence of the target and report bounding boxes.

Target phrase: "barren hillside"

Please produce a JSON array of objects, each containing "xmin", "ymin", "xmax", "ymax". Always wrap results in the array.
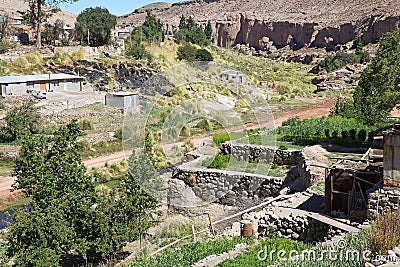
[
  {"xmin": 0, "ymin": 0, "xmax": 76, "ymax": 26},
  {"xmin": 118, "ymin": 0, "xmax": 400, "ymax": 51}
]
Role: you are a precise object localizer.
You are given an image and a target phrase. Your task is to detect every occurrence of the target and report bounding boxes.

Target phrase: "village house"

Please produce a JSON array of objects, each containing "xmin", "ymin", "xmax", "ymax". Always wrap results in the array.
[{"xmin": 0, "ymin": 74, "xmax": 84, "ymax": 96}]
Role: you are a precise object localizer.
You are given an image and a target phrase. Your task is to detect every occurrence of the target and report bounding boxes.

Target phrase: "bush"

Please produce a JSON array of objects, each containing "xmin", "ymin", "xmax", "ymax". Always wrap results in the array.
[
  {"xmin": 368, "ymin": 210, "xmax": 400, "ymax": 254},
  {"xmin": 77, "ymin": 119, "xmax": 94, "ymax": 131},
  {"xmin": 0, "ymin": 40, "xmax": 16, "ymax": 54},
  {"xmin": 195, "ymin": 49, "xmax": 213, "ymax": 61},
  {"xmin": 213, "ymin": 133, "xmax": 230, "ymax": 146},
  {"xmin": 177, "ymin": 43, "xmax": 197, "ymax": 61},
  {"xmin": 357, "ymin": 129, "xmax": 367, "ymax": 142}
]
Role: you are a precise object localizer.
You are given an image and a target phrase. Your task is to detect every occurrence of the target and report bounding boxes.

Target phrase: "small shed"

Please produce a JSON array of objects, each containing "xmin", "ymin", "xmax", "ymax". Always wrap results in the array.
[
  {"xmin": 221, "ymin": 70, "xmax": 246, "ymax": 84},
  {"xmin": 105, "ymin": 92, "xmax": 139, "ymax": 109},
  {"xmin": 0, "ymin": 74, "xmax": 84, "ymax": 96}
]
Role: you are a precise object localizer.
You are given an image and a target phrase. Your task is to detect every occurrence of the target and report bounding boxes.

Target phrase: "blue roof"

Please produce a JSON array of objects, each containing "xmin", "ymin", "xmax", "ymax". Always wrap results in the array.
[{"xmin": 0, "ymin": 74, "xmax": 83, "ymax": 84}]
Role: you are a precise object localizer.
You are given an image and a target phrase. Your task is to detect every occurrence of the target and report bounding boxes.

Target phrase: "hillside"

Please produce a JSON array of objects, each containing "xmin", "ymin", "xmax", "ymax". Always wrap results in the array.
[
  {"xmin": 118, "ymin": 0, "xmax": 400, "ymax": 51},
  {"xmin": 0, "ymin": 0, "xmax": 76, "ymax": 26}
]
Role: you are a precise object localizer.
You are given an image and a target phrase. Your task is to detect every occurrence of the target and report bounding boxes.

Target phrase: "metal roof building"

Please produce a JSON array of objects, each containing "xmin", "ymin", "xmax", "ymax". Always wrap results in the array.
[
  {"xmin": 0, "ymin": 74, "xmax": 84, "ymax": 96},
  {"xmin": 105, "ymin": 92, "xmax": 139, "ymax": 110}
]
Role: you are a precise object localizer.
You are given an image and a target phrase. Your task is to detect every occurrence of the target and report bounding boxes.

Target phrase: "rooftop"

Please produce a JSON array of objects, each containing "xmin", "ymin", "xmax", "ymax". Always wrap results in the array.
[
  {"xmin": 0, "ymin": 74, "xmax": 84, "ymax": 84},
  {"xmin": 107, "ymin": 91, "xmax": 137, "ymax": 97}
]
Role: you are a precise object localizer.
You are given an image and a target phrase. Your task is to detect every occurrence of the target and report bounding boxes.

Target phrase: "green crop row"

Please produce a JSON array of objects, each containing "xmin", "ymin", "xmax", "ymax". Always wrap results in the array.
[
  {"xmin": 217, "ymin": 236, "xmax": 310, "ymax": 267},
  {"xmin": 129, "ymin": 237, "xmax": 254, "ymax": 267},
  {"xmin": 277, "ymin": 116, "xmax": 395, "ymax": 147}
]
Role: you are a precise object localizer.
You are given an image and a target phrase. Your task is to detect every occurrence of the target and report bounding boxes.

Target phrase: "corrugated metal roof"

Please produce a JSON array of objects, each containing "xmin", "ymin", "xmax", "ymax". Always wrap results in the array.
[{"xmin": 0, "ymin": 74, "xmax": 84, "ymax": 84}]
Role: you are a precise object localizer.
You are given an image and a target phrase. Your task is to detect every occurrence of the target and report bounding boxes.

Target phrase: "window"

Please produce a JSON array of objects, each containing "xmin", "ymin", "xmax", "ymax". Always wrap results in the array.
[{"xmin": 26, "ymin": 82, "xmax": 34, "ymax": 88}]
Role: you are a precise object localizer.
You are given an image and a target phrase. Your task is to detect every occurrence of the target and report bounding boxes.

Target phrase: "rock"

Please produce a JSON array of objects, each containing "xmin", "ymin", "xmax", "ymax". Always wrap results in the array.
[
  {"xmin": 393, "ymin": 247, "xmax": 400, "ymax": 257},
  {"xmin": 315, "ymin": 80, "xmax": 347, "ymax": 93},
  {"xmin": 364, "ymin": 263, "xmax": 375, "ymax": 267}
]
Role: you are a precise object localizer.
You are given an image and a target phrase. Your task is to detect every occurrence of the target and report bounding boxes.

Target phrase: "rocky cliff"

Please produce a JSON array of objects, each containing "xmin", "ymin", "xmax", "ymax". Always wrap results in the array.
[{"xmin": 118, "ymin": 0, "xmax": 400, "ymax": 51}]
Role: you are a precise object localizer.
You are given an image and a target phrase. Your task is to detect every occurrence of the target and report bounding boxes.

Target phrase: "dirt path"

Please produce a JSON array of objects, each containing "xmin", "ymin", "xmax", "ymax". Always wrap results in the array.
[
  {"xmin": 0, "ymin": 151, "xmax": 133, "ymax": 208},
  {"xmin": 83, "ymin": 150, "xmax": 132, "ymax": 170}
]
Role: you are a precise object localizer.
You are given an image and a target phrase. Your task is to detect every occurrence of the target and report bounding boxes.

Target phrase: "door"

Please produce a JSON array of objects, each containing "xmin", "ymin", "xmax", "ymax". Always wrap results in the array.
[{"xmin": 40, "ymin": 82, "xmax": 46, "ymax": 92}]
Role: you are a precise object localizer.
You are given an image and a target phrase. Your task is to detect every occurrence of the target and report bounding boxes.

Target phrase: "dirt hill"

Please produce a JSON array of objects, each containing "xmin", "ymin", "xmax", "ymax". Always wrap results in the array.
[
  {"xmin": 0, "ymin": 0, "xmax": 76, "ymax": 26},
  {"xmin": 118, "ymin": 0, "xmax": 400, "ymax": 51}
]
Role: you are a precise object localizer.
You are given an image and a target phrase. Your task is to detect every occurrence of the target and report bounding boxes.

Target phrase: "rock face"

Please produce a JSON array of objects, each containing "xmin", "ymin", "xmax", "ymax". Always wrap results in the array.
[{"xmin": 118, "ymin": 0, "xmax": 400, "ymax": 52}]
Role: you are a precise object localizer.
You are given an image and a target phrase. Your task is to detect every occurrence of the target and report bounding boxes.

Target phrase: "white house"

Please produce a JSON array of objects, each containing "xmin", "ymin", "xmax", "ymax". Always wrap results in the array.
[
  {"xmin": 0, "ymin": 74, "xmax": 84, "ymax": 96},
  {"xmin": 221, "ymin": 70, "xmax": 247, "ymax": 84}
]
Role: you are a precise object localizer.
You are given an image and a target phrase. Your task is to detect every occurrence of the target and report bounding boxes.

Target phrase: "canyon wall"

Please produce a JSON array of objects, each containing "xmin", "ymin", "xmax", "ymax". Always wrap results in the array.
[{"xmin": 216, "ymin": 14, "xmax": 400, "ymax": 51}]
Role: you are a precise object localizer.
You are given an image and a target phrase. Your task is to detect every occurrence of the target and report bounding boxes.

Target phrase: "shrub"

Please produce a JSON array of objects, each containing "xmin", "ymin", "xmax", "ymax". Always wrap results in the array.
[
  {"xmin": 349, "ymin": 129, "xmax": 357, "ymax": 140},
  {"xmin": 77, "ymin": 119, "xmax": 94, "ymax": 131},
  {"xmin": 180, "ymin": 125, "xmax": 190, "ymax": 137},
  {"xmin": 213, "ymin": 133, "xmax": 230, "ymax": 146},
  {"xmin": 177, "ymin": 43, "xmax": 197, "ymax": 61},
  {"xmin": 25, "ymin": 52, "xmax": 43, "ymax": 64},
  {"xmin": 368, "ymin": 210, "xmax": 400, "ymax": 254},
  {"xmin": 195, "ymin": 48, "xmax": 213, "ymax": 61},
  {"xmin": 341, "ymin": 130, "xmax": 349, "ymax": 139}
]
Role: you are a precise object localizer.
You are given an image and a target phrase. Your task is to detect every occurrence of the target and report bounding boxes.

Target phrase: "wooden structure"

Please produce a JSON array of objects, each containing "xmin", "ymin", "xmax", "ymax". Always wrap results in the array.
[{"xmin": 325, "ymin": 160, "xmax": 382, "ymax": 218}]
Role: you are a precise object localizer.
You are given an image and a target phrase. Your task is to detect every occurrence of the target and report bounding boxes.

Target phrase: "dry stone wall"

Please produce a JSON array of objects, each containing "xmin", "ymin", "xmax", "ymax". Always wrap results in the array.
[
  {"xmin": 172, "ymin": 167, "xmax": 284, "ymax": 205},
  {"xmin": 367, "ymin": 188, "xmax": 400, "ymax": 220},
  {"xmin": 219, "ymin": 142, "xmax": 301, "ymax": 165}
]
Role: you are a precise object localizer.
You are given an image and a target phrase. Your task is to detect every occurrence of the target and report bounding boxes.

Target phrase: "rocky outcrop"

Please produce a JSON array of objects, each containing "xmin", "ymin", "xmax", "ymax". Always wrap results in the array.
[{"xmin": 119, "ymin": 0, "xmax": 400, "ymax": 52}]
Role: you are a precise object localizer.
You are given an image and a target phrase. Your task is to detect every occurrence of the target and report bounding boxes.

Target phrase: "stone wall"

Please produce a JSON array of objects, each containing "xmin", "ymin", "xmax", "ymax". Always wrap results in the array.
[
  {"xmin": 243, "ymin": 209, "xmax": 343, "ymax": 242},
  {"xmin": 367, "ymin": 188, "xmax": 400, "ymax": 220},
  {"xmin": 172, "ymin": 167, "xmax": 284, "ymax": 205},
  {"xmin": 219, "ymin": 142, "xmax": 301, "ymax": 165}
]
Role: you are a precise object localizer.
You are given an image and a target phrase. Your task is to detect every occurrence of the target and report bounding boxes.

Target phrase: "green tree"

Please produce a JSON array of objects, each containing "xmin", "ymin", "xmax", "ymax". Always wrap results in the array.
[
  {"xmin": 9, "ymin": 121, "xmax": 158, "ymax": 264},
  {"xmin": 75, "ymin": 7, "xmax": 116, "ymax": 47},
  {"xmin": 126, "ymin": 34, "xmax": 147, "ymax": 59},
  {"xmin": 354, "ymin": 29, "xmax": 400, "ymax": 124},
  {"xmin": 205, "ymin": 20, "xmax": 213, "ymax": 41},
  {"xmin": 5, "ymin": 100, "xmax": 40, "ymax": 141},
  {"xmin": 137, "ymin": 11, "xmax": 164, "ymax": 42},
  {"xmin": 22, "ymin": 0, "xmax": 78, "ymax": 48}
]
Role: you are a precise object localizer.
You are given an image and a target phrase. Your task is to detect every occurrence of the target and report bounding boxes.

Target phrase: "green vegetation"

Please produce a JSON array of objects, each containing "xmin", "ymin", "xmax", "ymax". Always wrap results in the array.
[
  {"xmin": 78, "ymin": 140, "xmax": 122, "ymax": 159},
  {"xmin": 313, "ymin": 49, "xmax": 370, "ymax": 73},
  {"xmin": 201, "ymin": 155, "xmax": 288, "ymax": 177},
  {"xmin": 0, "ymin": 157, "xmax": 15, "ymax": 177},
  {"xmin": 214, "ymin": 48, "xmax": 316, "ymax": 96},
  {"xmin": 276, "ymin": 116, "xmax": 394, "ymax": 147},
  {"xmin": 129, "ymin": 237, "xmax": 254, "ymax": 267},
  {"xmin": 75, "ymin": 7, "xmax": 117, "ymax": 47},
  {"xmin": 217, "ymin": 236, "xmax": 310, "ymax": 267},
  {"xmin": 353, "ymin": 29, "xmax": 400, "ymax": 124},
  {"xmin": 177, "ymin": 43, "xmax": 214, "ymax": 61},
  {"xmin": 0, "ymin": 40, "xmax": 16, "ymax": 53},
  {"xmin": 8, "ymin": 121, "xmax": 158, "ymax": 265},
  {"xmin": 3, "ymin": 100, "xmax": 40, "ymax": 143},
  {"xmin": 368, "ymin": 209, "xmax": 400, "ymax": 254},
  {"xmin": 176, "ymin": 15, "xmax": 212, "ymax": 46},
  {"xmin": 136, "ymin": 11, "xmax": 164, "ymax": 43}
]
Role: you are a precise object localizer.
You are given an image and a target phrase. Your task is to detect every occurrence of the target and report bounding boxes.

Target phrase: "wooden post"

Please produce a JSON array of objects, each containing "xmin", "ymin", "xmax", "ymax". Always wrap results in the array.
[
  {"xmin": 207, "ymin": 213, "xmax": 216, "ymax": 239},
  {"xmin": 191, "ymin": 225, "xmax": 196, "ymax": 242}
]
